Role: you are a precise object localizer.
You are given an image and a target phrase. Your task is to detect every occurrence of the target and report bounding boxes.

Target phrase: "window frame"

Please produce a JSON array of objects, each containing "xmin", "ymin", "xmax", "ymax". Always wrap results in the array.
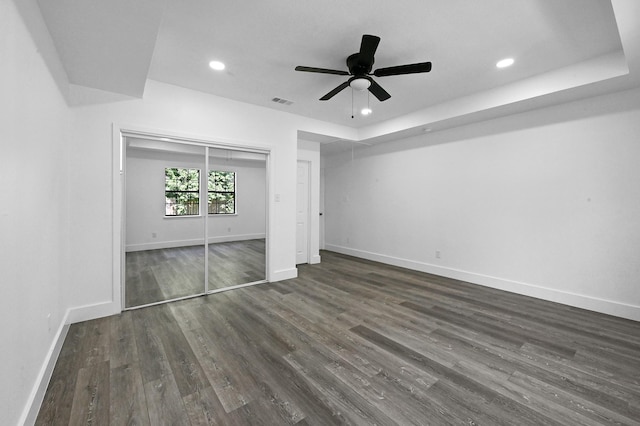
[
  {"xmin": 164, "ymin": 167, "xmax": 201, "ymax": 217},
  {"xmin": 207, "ymin": 170, "xmax": 236, "ymax": 215}
]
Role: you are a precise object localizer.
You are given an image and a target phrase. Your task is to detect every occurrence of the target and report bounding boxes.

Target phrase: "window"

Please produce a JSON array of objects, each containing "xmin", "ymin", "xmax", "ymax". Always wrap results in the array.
[
  {"xmin": 165, "ymin": 168, "xmax": 200, "ymax": 216},
  {"xmin": 208, "ymin": 170, "xmax": 235, "ymax": 214},
  {"xmin": 164, "ymin": 168, "xmax": 235, "ymax": 216}
]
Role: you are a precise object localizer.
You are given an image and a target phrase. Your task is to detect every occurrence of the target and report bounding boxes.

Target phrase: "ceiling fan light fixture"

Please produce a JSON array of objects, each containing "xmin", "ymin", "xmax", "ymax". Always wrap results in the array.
[
  {"xmin": 361, "ymin": 108, "xmax": 372, "ymax": 116},
  {"xmin": 350, "ymin": 77, "xmax": 371, "ymax": 91}
]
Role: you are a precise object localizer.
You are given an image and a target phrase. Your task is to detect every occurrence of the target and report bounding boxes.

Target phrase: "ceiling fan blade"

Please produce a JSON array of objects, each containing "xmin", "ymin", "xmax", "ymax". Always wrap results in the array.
[
  {"xmin": 373, "ymin": 62, "xmax": 432, "ymax": 77},
  {"xmin": 295, "ymin": 66, "xmax": 349, "ymax": 76},
  {"xmin": 359, "ymin": 34, "xmax": 381, "ymax": 63},
  {"xmin": 320, "ymin": 81, "xmax": 350, "ymax": 100},
  {"xmin": 368, "ymin": 79, "xmax": 391, "ymax": 102}
]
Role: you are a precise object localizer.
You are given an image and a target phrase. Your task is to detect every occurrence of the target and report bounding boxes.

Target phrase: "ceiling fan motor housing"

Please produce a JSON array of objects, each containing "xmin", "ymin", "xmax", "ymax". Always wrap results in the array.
[{"xmin": 347, "ymin": 53, "xmax": 373, "ymax": 76}]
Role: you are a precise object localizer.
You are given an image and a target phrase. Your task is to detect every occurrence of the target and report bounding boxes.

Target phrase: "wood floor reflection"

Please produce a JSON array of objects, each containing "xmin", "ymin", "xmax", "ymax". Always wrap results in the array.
[{"xmin": 125, "ymin": 239, "xmax": 265, "ymax": 308}]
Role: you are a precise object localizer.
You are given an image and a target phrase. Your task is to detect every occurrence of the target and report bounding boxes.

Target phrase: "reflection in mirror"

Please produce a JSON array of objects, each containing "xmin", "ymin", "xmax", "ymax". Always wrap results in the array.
[
  {"xmin": 208, "ymin": 149, "xmax": 267, "ymax": 290},
  {"xmin": 124, "ymin": 138, "xmax": 206, "ymax": 307}
]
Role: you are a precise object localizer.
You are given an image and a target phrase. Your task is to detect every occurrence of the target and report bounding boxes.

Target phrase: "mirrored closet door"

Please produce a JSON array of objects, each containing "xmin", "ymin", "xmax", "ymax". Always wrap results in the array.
[
  {"xmin": 123, "ymin": 137, "xmax": 267, "ymax": 309},
  {"xmin": 207, "ymin": 148, "xmax": 267, "ymax": 290}
]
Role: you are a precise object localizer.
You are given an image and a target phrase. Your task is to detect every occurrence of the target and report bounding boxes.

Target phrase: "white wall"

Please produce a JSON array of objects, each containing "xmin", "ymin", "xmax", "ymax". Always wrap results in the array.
[
  {"xmin": 0, "ymin": 1, "xmax": 71, "ymax": 424},
  {"xmin": 324, "ymin": 87, "xmax": 640, "ymax": 321},
  {"xmin": 66, "ymin": 79, "xmax": 354, "ymax": 321},
  {"xmin": 126, "ymin": 147, "xmax": 266, "ymax": 251}
]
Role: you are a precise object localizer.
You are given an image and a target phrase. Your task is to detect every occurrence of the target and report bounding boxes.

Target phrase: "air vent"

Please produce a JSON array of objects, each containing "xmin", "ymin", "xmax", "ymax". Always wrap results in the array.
[{"xmin": 271, "ymin": 97, "xmax": 294, "ymax": 106}]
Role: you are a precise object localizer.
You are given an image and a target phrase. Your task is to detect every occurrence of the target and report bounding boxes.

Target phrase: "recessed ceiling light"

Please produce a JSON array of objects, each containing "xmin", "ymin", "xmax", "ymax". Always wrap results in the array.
[
  {"xmin": 209, "ymin": 60, "xmax": 225, "ymax": 71},
  {"xmin": 361, "ymin": 108, "xmax": 372, "ymax": 116},
  {"xmin": 496, "ymin": 58, "xmax": 515, "ymax": 68}
]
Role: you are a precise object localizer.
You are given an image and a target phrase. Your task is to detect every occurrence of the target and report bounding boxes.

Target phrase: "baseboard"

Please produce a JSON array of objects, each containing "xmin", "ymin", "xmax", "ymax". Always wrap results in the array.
[
  {"xmin": 19, "ymin": 311, "xmax": 70, "ymax": 426},
  {"xmin": 270, "ymin": 267, "xmax": 298, "ymax": 282},
  {"xmin": 66, "ymin": 301, "xmax": 120, "ymax": 324},
  {"xmin": 325, "ymin": 244, "xmax": 640, "ymax": 322},
  {"xmin": 20, "ymin": 300, "xmax": 121, "ymax": 425},
  {"xmin": 310, "ymin": 254, "xmax": 321, "ymax": 265},
  {"xmin": 126, "ymin": 233, "xmax": 266, "ymax": 252},
  {"xmin": 126, "ymin": 238, "xmax": 202, "ymax": 252},
  {"xmin": 208, "ymin": 233, "xmax": 265, "ymax": 244}
]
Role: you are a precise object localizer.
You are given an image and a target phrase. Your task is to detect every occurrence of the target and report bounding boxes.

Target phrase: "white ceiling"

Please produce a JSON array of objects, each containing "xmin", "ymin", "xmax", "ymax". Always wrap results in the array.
[{"xmin": 35, "ymin": 0, "xmax": 640, "ymax": 139}]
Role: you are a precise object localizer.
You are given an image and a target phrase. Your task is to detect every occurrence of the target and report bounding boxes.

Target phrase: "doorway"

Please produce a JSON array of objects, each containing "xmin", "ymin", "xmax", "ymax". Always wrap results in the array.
[{"xmin": 122, "ymin": 135, "xmax": 268, "ymax": 309}]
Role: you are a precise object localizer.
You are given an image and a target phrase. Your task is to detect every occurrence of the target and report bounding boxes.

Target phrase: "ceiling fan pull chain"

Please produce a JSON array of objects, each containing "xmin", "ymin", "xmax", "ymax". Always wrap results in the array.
[{"xmin": 351, "ymin": 88, "xmax": 355, "ymax": 119}]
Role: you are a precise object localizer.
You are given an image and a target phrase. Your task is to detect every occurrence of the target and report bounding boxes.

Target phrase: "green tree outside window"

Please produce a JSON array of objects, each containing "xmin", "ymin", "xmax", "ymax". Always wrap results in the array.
[
  {"xmin": 165, "ymin": 168, "xmax": 200, "ymax": 216},
  {"xmin": 208, "ymin": 171, "xmax": 235, "ymax": 214}
]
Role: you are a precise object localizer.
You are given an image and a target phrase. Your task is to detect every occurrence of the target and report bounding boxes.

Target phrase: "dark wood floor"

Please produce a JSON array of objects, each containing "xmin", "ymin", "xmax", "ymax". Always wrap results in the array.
[
  {"xmin": 125, "ymin": 239, "xmax": 265, "ymax": 308},
  {"xmin": 37, "ymin": 251, "xmax": 640, "ymax": 425}
]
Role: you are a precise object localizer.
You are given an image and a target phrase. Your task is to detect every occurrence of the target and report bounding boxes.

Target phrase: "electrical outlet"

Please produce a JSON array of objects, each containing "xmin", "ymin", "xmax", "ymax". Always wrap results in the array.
[
  {"xmin": 152, "ymin": 232, "xmax": 157, "ymax": 238},
  {"xmin": 435, "ymin": 250, "xmax": 441, "ymax": 259}
]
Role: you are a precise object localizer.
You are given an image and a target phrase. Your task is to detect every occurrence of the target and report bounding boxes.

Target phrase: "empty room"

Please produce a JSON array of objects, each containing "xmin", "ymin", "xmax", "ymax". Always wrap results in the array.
[{"xmin": 2, "ymin": 0, "xmax": 640, "ymax": 425}]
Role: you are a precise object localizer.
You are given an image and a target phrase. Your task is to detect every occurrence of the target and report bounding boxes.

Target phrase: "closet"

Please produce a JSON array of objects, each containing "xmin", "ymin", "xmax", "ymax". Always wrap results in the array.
[{"xmin": 123, "ymin": 136, "xmax": 268, "ymax": 308}]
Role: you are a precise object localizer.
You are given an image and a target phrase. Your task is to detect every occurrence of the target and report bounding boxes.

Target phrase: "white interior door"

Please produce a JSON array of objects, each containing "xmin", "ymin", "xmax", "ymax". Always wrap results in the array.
[{"xmin": 296, "ymin": 161, "xmax": 310, "ymax": 264}]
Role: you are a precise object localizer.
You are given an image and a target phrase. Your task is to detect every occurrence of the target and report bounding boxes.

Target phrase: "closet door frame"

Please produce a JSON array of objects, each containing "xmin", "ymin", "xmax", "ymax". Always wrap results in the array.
[{"xmin": 114, "ymin": 127, "xmax": 271, "ymax": 311}]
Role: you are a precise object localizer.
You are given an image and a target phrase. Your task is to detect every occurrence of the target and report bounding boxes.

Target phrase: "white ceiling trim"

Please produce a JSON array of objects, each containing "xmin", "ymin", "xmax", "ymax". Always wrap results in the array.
[
  {"xmin": 31, "ymin": 0, "xmax": 640, "ymax": 146},
  {"xmin": 36, "ymin": 0, "xmax": 165, "ymax": 97}
]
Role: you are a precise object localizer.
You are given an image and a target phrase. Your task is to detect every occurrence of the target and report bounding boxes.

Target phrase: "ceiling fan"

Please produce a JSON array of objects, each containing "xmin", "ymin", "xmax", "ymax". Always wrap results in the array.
[{"xmin": 295, "ymin": 34, "xmax": 432, "ymax": 102}]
